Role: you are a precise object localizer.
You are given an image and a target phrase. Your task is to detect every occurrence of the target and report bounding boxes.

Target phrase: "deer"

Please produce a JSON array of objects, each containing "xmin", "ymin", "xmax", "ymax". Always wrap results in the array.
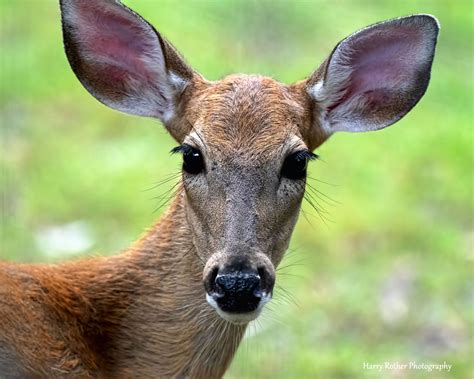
[{"xmin": 0, "ymin": 0, "xmax": 439, "ymax": 378}]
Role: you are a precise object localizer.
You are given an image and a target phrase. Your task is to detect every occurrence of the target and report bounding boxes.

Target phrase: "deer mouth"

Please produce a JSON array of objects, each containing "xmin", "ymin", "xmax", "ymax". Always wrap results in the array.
[{"xmin": 206, "ymin": 291, "xmax": 272, "ymax": 324}]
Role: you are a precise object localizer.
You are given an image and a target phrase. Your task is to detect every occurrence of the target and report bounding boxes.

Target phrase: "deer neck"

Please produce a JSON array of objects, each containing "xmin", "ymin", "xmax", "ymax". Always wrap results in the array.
[{"xmin": 90, "ymin": 188, "xmax": 247, "ymax": 378}]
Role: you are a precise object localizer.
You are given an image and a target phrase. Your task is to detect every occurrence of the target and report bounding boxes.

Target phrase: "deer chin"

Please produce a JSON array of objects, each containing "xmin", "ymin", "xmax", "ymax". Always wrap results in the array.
[{"xmin": 206, "ymin": 292, "xmax": 272, "ymax": 324}]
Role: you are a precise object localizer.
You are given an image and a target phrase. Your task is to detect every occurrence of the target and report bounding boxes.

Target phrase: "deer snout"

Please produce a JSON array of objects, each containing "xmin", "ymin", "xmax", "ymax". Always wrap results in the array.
[
  {"xmin": 203, "ymin": 255, "xmax": 275, "ymax": 324},
  {"xmin": 213, "ymin": 269, "xmax": 261, "ymax": 311}
]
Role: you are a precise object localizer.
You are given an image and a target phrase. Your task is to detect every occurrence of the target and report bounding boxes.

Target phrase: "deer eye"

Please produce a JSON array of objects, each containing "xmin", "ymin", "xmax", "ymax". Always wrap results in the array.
[
  {"xmin": 171, "ymin": 144, "xmax": 205, "ymax": 175},
  {"xmin": 281, "ymin": 150, "xmax": 318, "ymax": 180}
]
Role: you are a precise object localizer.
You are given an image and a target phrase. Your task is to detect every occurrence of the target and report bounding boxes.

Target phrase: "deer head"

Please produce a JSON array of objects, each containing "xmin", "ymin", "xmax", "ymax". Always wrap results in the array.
[{"xmin": 60, "ymin": 0, "xmax": 438, "ymax": 324}]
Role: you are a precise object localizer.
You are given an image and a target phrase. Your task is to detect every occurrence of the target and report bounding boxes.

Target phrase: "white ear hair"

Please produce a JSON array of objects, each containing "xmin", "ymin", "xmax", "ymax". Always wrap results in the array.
[{"xmin": 308, "ymin": 14, "xmax": 439, "ymax": 135}]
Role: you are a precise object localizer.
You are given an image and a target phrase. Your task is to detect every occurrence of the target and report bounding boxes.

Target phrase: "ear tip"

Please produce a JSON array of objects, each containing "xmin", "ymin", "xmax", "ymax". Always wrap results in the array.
[
  {"xmin": 400, "ymin": 14, "xmax": 441, "ymax": 35},
  {"xmin": 413, "ymin": 14, "xmax": 440, "ymax": 27}
]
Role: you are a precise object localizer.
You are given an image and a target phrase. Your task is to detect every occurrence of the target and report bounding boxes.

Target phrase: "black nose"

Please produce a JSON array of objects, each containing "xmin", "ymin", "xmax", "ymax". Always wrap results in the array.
[{"xmin": 212, "ymin": 270, "xmax": 262, "ymax": 313}]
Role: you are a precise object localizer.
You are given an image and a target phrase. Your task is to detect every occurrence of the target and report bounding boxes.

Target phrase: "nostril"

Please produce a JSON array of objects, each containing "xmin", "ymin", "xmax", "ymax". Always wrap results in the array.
[
  {"xmin": 215, "ymin": 274, "xmax": 224, "ymax": 289},
  {"xmin": 209, "ymin": 266, "xmax": 219, "ymax": 284},
  {"xmin": 253, "ymin": 268, "xmax": 266, "ymax": 298},
  {"xmin": 257, "ymin": 267, "xmax": 266, "ymax": 284},
  {"xmin": 208, "ymin": 266, "xmax": 224, "ymax": 297},
  {"xmin": 247, "ymin": 274, "xmax": 260, "ymax": 291},
  {"xmin": 256, "ymin": 266, "xmax": 275, "ymax": 296}
]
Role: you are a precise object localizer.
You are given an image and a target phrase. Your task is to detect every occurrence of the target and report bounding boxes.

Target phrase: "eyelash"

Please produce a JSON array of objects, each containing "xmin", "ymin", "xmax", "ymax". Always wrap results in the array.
[
  {"xmin": 280, "ymin": 150, "xmax": 319, "ymax": 180},
  {"xmin": 170, "ymin": 144, "xmax": 195, "ymax": 155},
  {"xmin": 172, "ymin": 146, "xmax": 318, "ymax": 159},
  {"xmin": 171, "ymin": 146, "xmax": 319, "ymax": 178},
  {"xmin": 293, "ymin": 150, "xmax": 319, "ymax": 161}
]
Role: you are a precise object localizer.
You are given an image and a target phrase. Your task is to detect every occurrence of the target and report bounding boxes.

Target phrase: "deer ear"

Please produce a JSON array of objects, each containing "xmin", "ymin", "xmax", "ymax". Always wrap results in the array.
[
  {"xmin": 307, "ymin": 15, "xmax": 439, "ymax": 135},
  {"xmin": 60, "ymin": 0, "xmax": 195, "ymax": 124}
]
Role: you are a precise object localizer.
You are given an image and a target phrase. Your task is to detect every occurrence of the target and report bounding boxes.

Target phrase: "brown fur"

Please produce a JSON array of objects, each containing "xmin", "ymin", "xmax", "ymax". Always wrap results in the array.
[
  {"xmin": 1, "ymin": 194, "xmax": 245, "ymax": 378},
  {"xmin": 0, "ymin": 72, "xmax": 317, "ymax": 379},
  {"xmin": 0, "ymin": 3, "xmax": 438, "ymax": 377}
]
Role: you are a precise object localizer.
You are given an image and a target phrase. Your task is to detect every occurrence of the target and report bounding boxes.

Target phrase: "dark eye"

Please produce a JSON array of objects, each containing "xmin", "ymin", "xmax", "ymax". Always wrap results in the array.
[
  {"xmin": 281, "ymin": 150, "xmax": 318, "ymax": 180},
  {"xmin": 171, "ymin": 144, "xmax": 205, "ymax": 175}
]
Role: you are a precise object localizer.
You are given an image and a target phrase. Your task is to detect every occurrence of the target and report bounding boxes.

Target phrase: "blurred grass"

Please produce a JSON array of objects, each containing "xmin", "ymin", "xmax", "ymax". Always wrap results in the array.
[{"xmin": 1, "ymin": 0, "xmax": 472, "ymax": 378}]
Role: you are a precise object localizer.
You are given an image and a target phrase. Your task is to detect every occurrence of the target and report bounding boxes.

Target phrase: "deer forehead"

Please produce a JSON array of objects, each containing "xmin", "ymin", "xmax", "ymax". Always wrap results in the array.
[{"xmin": 184, "ymin": 74, "xmax": 310, "ymax": 161}]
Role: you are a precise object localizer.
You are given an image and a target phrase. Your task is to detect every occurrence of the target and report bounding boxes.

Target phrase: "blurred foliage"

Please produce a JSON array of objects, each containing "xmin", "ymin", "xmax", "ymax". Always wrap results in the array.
[{"xmin": 0, "ymin": 0, "xmax": 472, "ymax": 378}]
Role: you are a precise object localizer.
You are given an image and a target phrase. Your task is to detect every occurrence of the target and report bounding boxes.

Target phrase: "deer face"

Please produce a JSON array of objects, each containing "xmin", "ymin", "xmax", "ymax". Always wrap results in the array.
[
  {"xmin": 180, "ymin": 76, "xmax": 316, "ymax": 322},
  {"xmin": 60, "ymin": 0, "xmax": 438, "ymax": 324}
]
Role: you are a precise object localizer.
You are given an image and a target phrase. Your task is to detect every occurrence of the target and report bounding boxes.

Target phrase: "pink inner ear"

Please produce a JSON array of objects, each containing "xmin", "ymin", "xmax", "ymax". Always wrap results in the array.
[
  {"xmin": 73, "ymin": 2, "xmax": 161, "ymax": 82},
  {"xmin": 329, "ymin": 25, "xmax": 424, "ymax": 112}
]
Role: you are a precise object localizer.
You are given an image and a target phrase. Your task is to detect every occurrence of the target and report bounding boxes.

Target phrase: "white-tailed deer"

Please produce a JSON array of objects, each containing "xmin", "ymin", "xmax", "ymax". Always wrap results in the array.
[{"xmin": 0, "ymin": 1, "xmax": 439, "ymax": 377}]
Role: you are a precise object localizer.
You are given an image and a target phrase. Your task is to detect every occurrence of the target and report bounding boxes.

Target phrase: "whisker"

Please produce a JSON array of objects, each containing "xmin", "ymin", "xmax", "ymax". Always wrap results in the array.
[
  {"xmin": 306, "ymin": 182, "xmax": 340, "ymax": 205},
  {"xmin": 274, "ymin": 284, "xmax": 300, "ymax": 308},
  {"xmin": 276, "ymin": 261, "xmax": 307, "ymax": 272},
  {"xmin": 304, "ymin": 190, "xmax": 330, "ymax": 214},
  {"xmin": 307, "ymin": 175, "xmax": 339, "ymax": 187},
  {"xmin": 142, "ymin": 171, "xmax": 181, "ymax": 191},
  {"xmin": 152, "ymin": 182, "xmax": 183, "ymax": 214},
  {"xmin": 303, "ymin": 193, "xmax": 333, "ymax": 226},
  {"xmin": 300, "ymin": 208, "xmax": 315, "ymax": 228},
  {"xmin": 276, "ymin": 271, "xmax": 304, "ymax": 279}
]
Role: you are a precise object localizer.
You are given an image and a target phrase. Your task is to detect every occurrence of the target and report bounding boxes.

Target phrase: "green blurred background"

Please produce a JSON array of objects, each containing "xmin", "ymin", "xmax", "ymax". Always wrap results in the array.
[{"xmin": 1, "ymin": 1, "xmax": 472, "ymax": 378}]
